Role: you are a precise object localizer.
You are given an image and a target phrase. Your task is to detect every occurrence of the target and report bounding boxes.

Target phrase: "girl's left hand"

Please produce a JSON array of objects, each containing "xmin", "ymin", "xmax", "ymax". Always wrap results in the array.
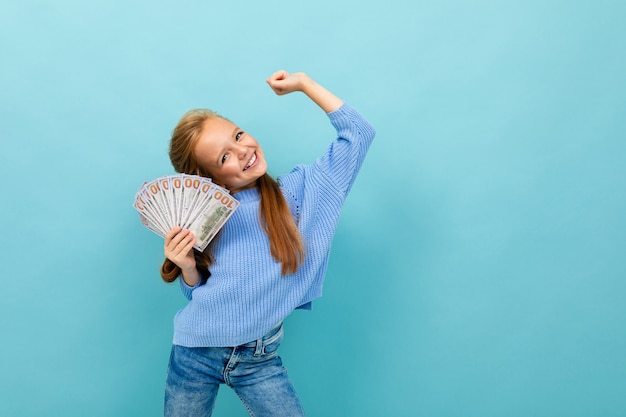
[
  {"xmin": 266, "ymin": 69, "xmax": 342, "ymax": 113},
  {"xmin": 266, "ymin": 70, "xmax": 311, "ymax": 95}
]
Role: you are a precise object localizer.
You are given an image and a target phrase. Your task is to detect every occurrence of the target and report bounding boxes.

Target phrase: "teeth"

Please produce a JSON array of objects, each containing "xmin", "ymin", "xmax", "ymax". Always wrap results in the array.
[{"xmin": 244, "ymin": 152, "xmax": 256, "ymax": 170}]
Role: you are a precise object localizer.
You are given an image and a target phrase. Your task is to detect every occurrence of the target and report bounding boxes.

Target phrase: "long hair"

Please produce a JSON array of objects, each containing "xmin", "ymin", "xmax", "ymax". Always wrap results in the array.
[{"xmin": 160, "ymin": 109, "xmax": 304, "ymax": 282}]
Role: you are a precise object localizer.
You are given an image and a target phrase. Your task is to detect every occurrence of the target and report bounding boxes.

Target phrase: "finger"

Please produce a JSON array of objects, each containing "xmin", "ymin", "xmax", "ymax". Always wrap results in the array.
[
  {"xmin": 266, "ymin": 69, "xmax": 288, "ymax": 84},
  {"xmin": 165, "ymin": 232, "xmax": 194, "ymax": 259},
  {"xmin": 180, "ymin": 235, "xmax": 197, "ymax": 254},
  {"xmin": 166, "ymin": 228, "xmax": 190, "ymax": 252},
  {"xmin": 165, "ymin": 226, "xmax": 182, "ymax": 243},
  {"xmin": 166, "ymin": 230, "xmax": 185, "ymax": 249},
  {"xmin": 174, "ymin": 231, "xmax": 195, "ymax": 252},
  {"xmin": 165, "ymin": 236, "xmax": 197, "ymax": 269}
]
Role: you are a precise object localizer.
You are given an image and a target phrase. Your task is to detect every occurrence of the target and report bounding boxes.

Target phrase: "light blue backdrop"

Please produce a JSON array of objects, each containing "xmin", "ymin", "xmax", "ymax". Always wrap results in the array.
[{"xmin": 1, "ymin": 0, "xmax": 624, "ymax": 416}]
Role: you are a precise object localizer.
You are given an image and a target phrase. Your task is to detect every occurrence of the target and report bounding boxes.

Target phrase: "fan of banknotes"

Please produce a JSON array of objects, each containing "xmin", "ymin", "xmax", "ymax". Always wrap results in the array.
[{"xmin": 133, "ymin": 174, "xmax": 239, "ymax": 251}]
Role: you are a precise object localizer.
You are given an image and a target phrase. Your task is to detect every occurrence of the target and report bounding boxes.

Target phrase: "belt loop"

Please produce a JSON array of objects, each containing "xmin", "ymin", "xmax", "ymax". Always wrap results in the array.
[{"xmin": 254, "ymin": 336, "xmax": 264, "ymax": 355}]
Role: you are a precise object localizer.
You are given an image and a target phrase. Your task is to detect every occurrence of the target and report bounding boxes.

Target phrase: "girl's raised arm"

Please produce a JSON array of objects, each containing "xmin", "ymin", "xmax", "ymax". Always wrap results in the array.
[{"xmin": 266, "ymin": 70, "xmax": 344, "ymax": 113}]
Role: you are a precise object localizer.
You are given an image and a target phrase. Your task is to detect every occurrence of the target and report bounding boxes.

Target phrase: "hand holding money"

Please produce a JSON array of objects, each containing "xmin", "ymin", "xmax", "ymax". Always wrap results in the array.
[
  {"xmin": 164, "ymin": 226, "xmax": 196, "ymax": 268},
  {"xmin": 134, "ymin": 174, "xmax": 239, "ymax": 251},
  {"xmin": 164, "ymin": 226, "xmax": 200, "ymax": 285}
]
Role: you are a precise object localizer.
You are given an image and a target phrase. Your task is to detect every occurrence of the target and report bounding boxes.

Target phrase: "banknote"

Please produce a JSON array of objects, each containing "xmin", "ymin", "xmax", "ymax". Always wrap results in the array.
[{"xmin": 134, "ymin": 174, "xmax": 239, "ymax": 250}]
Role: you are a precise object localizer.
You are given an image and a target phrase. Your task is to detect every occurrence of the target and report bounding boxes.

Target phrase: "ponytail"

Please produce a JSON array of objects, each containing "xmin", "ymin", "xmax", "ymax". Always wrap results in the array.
[{"xmin": 258, "ymin": 173, "xmax": 305, "ymax": 275}]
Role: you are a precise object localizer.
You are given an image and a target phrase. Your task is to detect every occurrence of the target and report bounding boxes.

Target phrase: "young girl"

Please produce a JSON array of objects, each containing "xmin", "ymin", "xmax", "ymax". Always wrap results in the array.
[{"xmin": 162, "ymin": 70, "xmax": 375, "ymax": 416}]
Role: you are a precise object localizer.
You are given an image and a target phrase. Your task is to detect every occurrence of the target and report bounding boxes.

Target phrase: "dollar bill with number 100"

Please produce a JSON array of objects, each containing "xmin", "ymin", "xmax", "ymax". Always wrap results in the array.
[{"xmin": 133, "ymin": 174, "xmax": 239, "ymax": 251}]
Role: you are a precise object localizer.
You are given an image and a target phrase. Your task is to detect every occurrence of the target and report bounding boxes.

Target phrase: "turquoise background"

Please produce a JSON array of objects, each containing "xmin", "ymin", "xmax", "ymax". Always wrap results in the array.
[{"xmin": 1, "ymin": 0, "xmax": 625, "ymax": 416}]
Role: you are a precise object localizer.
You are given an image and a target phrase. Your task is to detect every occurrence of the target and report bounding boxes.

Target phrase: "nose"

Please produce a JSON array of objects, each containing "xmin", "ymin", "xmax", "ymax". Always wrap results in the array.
[{"xmin": 236, "ymin": 144, "xmax": 247, "ymax": 160}]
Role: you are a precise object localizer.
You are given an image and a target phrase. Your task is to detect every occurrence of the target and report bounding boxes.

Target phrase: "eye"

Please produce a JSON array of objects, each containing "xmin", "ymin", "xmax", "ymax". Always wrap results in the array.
[
  {"xmin": 221, "ymin": 153, "xmax": 228, "ymax": 164},
  {"xmin": 235, "ymin": 131, "xmax": 244, "ymax": 141}
]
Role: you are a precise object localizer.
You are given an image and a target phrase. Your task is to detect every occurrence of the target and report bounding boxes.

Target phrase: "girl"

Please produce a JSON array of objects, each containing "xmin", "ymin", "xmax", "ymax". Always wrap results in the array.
[{"xmin": 162, "ymin": 70, "xmax": 375, "ymax": 416}]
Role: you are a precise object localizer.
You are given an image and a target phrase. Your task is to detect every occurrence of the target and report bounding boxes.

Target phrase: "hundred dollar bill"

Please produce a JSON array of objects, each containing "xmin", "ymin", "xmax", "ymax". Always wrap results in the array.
[
  {"xmin": 134, "ymin": 182, "xmax": 170, "ymax": 235},
  {"xmin": 187, "ymin": 187, "xmax": 239, "ymax": 251},
  {"xmin": 179, "ymin": 175, "xmax": 210, "ymax": 229},
  {"xmin": 133, "ymin": 174, "xmax": 238, "ymax": 251}
]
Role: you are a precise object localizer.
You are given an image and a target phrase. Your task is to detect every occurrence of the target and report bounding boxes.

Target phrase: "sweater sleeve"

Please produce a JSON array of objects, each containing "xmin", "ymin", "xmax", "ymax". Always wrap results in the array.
[
  {"xmin": 178, "ymin": 269, "xmax": 210, "ymax": 300},
  {"xmin": 179, "ymin": 277, "xmax": 200, "ymax": 300},
  {"xmin": 316, "ymin": 104, "xmax": 376, "ymax": 197},
  {"xmin": 279, "ymin": 103, "xmax": 376, "ymax": 216}
]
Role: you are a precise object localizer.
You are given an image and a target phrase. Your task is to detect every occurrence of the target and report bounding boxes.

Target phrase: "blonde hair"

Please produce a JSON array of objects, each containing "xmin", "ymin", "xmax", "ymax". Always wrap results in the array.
[{"xmin": 160, "ymin": 109, "xmax": 304, "ymax": 282}]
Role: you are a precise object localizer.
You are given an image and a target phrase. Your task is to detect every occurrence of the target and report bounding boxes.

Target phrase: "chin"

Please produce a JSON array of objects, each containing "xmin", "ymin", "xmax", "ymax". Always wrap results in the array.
[{"xmin": 255, "ymin": 162, "xmax": 268, "ymax": 177}]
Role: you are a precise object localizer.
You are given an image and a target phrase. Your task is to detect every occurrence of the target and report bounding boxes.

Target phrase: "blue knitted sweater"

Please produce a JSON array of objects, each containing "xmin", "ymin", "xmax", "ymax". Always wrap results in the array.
[{"xmin": 173, "ymin": 104, "xmax": 375, "ymax": 347}]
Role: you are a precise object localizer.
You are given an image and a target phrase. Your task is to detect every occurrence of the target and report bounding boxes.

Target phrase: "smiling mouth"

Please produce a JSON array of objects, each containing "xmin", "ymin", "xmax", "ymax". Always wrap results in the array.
[{"xmin": 243, "ymin": 152, "xmax": 257, "ymax": 171}]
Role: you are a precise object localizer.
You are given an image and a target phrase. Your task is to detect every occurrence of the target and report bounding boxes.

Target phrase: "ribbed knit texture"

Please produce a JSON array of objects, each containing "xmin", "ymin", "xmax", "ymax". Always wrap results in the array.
[{"xmin": 172, "ymin": 104, "xmax": 376, "ymax": 347}]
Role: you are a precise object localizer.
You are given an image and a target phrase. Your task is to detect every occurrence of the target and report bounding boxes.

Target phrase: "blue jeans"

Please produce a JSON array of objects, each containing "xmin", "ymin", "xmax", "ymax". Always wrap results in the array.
[{"xmin": 164, "ymin": 323, "xmax": 306, "ymax": 417}]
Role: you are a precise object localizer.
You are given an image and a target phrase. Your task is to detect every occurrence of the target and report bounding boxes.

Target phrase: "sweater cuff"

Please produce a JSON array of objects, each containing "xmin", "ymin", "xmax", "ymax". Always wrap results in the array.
[
  {"xmin": 326, "ymin": 102, "xmax": 354, "ymax": 122},
  {"xmin": 179, "ymin": 276, "xmax": 202, "ymax": 300}
]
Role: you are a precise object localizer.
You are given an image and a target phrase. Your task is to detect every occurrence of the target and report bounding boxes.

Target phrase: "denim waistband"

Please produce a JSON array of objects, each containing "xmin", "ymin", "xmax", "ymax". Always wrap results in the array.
[{"xmin": 240, "ymin": 322, "xmax": 284, "ymax": 355}]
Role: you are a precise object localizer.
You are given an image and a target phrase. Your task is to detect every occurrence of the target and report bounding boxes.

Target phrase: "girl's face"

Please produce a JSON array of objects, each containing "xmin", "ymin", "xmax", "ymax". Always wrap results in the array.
[{"xmin": 194, "ymin": 117, "xmax": 267, "ymax": 193}]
